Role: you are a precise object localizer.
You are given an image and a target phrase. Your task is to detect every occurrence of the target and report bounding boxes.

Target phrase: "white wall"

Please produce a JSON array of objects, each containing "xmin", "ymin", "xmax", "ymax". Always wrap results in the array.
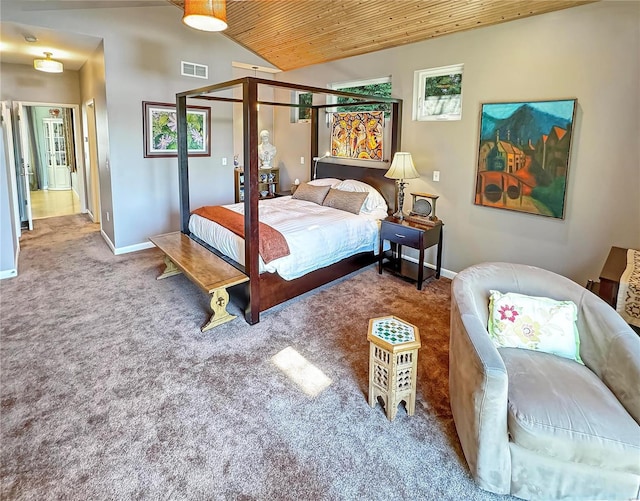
[
  {"xmin": 276, "ymin": 1, "xmax": 640, "ymax": 285},
  {"xmin": 3, "ymin": 4, "xmax": 274, "ymax": 250},
  {"xmin": 0, "ymin": 63, "xmax": 81, "ymax": 104}
]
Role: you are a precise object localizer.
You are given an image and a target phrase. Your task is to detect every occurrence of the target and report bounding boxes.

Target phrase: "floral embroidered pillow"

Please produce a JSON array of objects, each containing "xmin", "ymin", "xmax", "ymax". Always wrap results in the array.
[{"xmin": 487, "ymin": 290, "xmax": 583, "ymax": 364}]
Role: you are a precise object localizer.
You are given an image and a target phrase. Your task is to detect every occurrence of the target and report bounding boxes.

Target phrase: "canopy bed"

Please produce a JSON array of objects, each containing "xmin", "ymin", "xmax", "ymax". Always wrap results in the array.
[{"xmin": 167, "ymin": 77, "xmax": 402, "ymax": 326}]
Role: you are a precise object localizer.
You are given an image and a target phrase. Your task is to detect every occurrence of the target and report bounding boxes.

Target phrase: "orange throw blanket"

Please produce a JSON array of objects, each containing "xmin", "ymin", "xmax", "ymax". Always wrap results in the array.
[{"xmin": 192, "ymin": 206, "xmax": 290, "ymax": 264}]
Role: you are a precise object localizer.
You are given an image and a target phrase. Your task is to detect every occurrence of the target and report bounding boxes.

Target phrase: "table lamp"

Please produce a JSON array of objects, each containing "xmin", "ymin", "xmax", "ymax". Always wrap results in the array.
[{"xmin": 385, "ymin": 152, "xmax": 420, "ymax": 220}]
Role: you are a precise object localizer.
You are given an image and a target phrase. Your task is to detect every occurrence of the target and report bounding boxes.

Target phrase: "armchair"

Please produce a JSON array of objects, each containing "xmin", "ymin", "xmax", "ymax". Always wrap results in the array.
[{"xmin": 449, "ymin": 262, "xmax": 640, "ymax": 500}]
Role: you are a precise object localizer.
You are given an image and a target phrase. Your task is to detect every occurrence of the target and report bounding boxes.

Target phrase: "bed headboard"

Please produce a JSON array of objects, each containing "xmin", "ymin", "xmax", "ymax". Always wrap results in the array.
[{"xmin": 316, "ymin": 161, "xmax": 397, "ymax": 215}]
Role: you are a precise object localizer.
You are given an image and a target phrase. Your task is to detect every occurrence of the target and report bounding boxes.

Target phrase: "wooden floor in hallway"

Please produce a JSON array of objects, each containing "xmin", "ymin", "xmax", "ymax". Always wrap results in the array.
[{"xmin": 30, "ymin": 189, "xmax": 81, "ymax": 219}]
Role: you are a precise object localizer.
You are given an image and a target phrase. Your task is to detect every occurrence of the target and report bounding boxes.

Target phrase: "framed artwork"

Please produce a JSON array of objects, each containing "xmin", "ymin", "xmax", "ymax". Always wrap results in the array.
[
  {"xmin": 412, "ymin": 64, "xmax": 463, "ymax": 121},
  {"xmin": 330, "ymin": 111, "xmax": 383, "ymax": 160},
  {"xmin": 142, "ymin": 101, "xmax": 210, "ymax": 158},
  {"xmin": 474, "ymin": 98, "xmax": 577, "ymax": 219}
]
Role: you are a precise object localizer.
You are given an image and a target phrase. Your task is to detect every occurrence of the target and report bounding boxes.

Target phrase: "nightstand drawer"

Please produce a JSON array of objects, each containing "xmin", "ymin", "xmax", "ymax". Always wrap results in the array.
[{"xmin": 381, "ymin": 223, "xmax": 422, "ymax": 248}]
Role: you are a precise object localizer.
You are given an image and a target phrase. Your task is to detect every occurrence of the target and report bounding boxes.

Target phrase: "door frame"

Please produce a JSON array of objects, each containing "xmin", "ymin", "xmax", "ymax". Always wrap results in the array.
[
  {"xmin": 13, "ymin": 101, "xmax": 87, "ymax": 219},
  {"xmin": 82, "ymin": 98, "xmax": 100, "ymax": 223}
]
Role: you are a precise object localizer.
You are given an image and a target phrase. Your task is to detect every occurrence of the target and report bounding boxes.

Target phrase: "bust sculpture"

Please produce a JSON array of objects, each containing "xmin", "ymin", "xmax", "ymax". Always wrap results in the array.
[{"xmin": 258, "ymin": 129, "xmax": 277, "ymax": 169}]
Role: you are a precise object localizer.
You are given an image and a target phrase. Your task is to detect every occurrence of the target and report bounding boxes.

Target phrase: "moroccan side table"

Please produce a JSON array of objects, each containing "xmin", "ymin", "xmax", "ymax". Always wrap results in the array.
[{"xmin": 367, "ymin": 316, "xmax": 421, "ymax": 421}]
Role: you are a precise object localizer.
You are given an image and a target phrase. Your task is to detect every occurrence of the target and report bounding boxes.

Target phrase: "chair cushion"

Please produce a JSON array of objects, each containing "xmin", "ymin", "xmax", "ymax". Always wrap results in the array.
[{"xmin": 500, "ymin": 347, "xmax": 640, "ymax": 474}]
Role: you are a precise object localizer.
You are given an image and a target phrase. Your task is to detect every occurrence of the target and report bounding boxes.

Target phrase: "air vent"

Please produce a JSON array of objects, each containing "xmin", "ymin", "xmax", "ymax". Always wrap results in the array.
[{"xmin": 181, "ymin": 61, "xmax": 208, "ymax": 79}]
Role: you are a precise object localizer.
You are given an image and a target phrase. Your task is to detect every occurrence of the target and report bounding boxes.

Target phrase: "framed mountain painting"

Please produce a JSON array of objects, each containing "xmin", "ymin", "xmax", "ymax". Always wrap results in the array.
[{"xmin": 474, "ymin": 99, "xmax": 577, "ymax": 219}]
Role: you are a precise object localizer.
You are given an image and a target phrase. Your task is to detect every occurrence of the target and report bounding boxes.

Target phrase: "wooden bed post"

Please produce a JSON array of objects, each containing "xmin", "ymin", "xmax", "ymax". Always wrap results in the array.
[
  {"xmin": 243, "ymin": 78, "xmax": 260, "ymax": 325},
  {"xmin": 391, "ymin": 101, "xmax": 402, "ymax": 158},
  {"xmin": 311, "ymin": 107, "xmax": 319, "ymax": 179},
  {"xmin": 177, "ymin": 95, "xmax": 190, "ymax": 234}
]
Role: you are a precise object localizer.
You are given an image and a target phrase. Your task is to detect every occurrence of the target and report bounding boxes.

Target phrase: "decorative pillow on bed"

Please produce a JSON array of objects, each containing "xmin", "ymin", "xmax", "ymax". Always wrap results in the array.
[
  {"xmin": 487, "ymin": 290, "xmax": 583, "ymax": 364},
  {"xmin": 334, "ymin": 179, "xmax": 388, "ymax": 214},
  {"xmin": 291, "ymin": 183, "xmax": 331, "ymax": 205},
  {"xmin": 308, "ymin": 178, "xmax": 342, "ymax": 187},
  {"xmin": 322, "ymin": 189, "xmax": 369, "ymax": 214}
]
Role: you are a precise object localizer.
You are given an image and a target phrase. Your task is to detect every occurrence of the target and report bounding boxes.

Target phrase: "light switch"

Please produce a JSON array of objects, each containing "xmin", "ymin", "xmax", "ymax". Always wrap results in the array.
[
  {"xmin": 300, "ymin": 156, "xmax": 305, "ymax": 165},
  {"xmin": 222, "ymin": 157, "xmax": 227, "ymax": 166},
  {"xmin": 433, "ymin": 170, "xmax": 440, "ymax": 182}
]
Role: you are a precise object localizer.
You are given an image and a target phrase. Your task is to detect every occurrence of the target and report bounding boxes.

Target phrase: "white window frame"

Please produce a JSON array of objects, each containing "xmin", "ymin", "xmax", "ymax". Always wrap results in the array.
[
  {"xmin": 327, "ymin": 76, "xmax": 391, "ymax": 110},
  {"xmin": 412, "ymin": 63, "xmax": 463, "ymax": 121}
]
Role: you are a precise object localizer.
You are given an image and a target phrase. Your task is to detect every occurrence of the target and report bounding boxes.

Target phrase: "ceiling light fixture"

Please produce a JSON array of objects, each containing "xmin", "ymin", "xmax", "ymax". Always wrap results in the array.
[
  {"xmin": 183, "ymin": 0, "xmax": 228, "ymax": 32},
  {"xmin": 33, "ymin": 52, "xmax": 63, "ymax": 73},
  {"xmin": 24, "ymin": 34, "xmax": 38, "ymax": 43}
]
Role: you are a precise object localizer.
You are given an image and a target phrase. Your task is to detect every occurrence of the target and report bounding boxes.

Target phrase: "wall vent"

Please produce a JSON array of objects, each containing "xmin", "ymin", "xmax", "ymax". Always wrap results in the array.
[{"xmin": 181, "ymin": 61, "xmax": 208, "ymax": 79}]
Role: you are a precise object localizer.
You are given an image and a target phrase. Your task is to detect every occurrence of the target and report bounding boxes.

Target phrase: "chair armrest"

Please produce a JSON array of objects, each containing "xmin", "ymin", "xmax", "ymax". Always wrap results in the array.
[{"xmin": 449, "ymin": 306, "xmax": 511, "ymax": 494}]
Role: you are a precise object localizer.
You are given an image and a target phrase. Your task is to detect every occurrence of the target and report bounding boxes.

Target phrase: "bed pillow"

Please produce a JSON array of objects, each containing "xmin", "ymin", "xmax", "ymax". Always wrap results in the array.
[
  {"xmin": 308, "ymin": 178, "xmax": 342, "ymax": 187},
  {"xmin": 487, "ymin": 290, "xmax": 583, "ymax": 364},
  {"xmin": 322, "ymin": 189, "xmax": 368, "ymax": 214},
  {"xmin": 334, "ymin": 179, "xmax": 388, "ymax": 214},
  {"xmin": 291, "ymin": 183, "xmax": 331, "ymax": 205}
]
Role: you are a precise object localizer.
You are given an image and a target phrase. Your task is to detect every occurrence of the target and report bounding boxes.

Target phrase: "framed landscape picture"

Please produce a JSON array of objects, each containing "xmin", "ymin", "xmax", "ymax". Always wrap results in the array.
[
  {"xmin": 474, "ymin": 98, "xmax": 577, "ymax": 219},
  {"xmin": 142, "ymin": 101, "xmax": 211, "ymax": 158}
]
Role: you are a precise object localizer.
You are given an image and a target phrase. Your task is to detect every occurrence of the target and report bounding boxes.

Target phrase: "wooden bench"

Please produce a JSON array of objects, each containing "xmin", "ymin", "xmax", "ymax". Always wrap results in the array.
[{"xmin": 149, "ymin": 231, "xmax": 248, "ymax": 331}]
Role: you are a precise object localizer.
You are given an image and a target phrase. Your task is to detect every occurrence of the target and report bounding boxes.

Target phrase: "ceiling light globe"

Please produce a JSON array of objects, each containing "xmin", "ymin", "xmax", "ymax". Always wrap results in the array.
[{"xmin": 183, "ymin": 14, "xmax": 227, "ymax": 31}]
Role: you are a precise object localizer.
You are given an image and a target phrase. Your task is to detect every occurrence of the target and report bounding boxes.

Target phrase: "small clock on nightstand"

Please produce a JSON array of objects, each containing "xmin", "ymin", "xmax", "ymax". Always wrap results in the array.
[{"xmin": 406, "ymin": 192, "xmax": 440, "ymax": 226}]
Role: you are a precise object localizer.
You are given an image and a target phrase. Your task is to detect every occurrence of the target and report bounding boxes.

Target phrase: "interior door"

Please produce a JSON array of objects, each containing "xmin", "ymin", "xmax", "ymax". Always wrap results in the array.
[
  {"xmin": 1, "ymin": 102, "xmax": 22, "ymax": 240},
  {"xmin": 16, "ymin": 103, "xmax": 33, "ymax": 230},
  {"xmin": 43, "ymin": 118, "xmax": 71, "ymax": 190}
]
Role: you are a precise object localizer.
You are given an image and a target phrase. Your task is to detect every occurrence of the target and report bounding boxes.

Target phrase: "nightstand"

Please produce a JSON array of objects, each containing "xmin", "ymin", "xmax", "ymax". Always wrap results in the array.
[
  {"xmin": 378, "ymin": 216, "xmax": 443, "ymax": 290},
  {"xmin": 274, "ymin": 190, "xmax": 292, "ymax": 197}
]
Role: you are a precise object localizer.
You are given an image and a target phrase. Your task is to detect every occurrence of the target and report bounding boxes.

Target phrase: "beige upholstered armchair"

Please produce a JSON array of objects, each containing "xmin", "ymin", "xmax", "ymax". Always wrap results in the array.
[{"xmin": 449, "ymin": 262, "xmax": 640, "ymax": 500}]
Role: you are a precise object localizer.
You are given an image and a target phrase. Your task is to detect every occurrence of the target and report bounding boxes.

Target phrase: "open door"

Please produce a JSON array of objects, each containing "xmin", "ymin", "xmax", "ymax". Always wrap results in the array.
[{"xmin": 15, "ymin": 102, "xmax": 33, "ymax": 230}]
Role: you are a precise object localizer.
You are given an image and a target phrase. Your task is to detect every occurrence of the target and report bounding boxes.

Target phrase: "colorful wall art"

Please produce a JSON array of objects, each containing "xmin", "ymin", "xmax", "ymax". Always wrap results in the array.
[
  {"xmin": 475, "ymin": 99, "xmax": 577, "ymax": 219},
  {"xmin": 142, "ymin": 101, "xmax": 210, "ymax": 158},
  {"xmin": 330, "ymin": 111, "xmax": 383, "ymax": 160}
]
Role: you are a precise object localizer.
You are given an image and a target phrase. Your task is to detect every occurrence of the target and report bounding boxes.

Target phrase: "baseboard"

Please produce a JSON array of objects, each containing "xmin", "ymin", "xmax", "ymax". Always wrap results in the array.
[
  {"xmin": 401, "ymin": 253, "xmax": 457, "ymax": 280},
  {"xmin": 100, "ymin": 230, "xmax": 155, "ymax": 255},
  {"xmin": 114, "ymin": 241, "xmax": 155, "ymax": 255},
  {"xmin": 0, "ymin": 245, "xmax": 20, "ymax": 280}
]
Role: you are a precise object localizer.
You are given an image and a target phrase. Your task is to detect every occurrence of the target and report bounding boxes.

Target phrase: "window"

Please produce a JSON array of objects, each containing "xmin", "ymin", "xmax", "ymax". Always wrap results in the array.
[
  {"xmin": 412, "ymin": 64, "xmax": 463, "ymax": 121},
  {"xmin": 291, "ymin": 91, "xmax": 313, "ymax": 123},
  {"xmin": 329, "ymin": 77, "xmax": 392, "ymax": 116}
]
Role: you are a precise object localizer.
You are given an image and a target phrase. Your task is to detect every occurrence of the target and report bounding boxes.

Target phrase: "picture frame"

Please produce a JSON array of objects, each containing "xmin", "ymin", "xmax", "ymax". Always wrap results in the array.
[
  {"xmin": 330, "ymin": 111, "xmax": 384, "ymax": 161},
  {"xmin": 142, "ymin": 101, "xmax": 210, "ymax": 158},
  {"xmin": 474, "ymin": 98, "xmax": 577, "ymax": 219}
]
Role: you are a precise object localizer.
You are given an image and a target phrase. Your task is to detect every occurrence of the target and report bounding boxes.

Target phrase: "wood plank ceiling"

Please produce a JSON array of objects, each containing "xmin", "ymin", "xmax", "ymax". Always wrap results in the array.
[{"xmin": 169, "ymin": 1, "xmax": 594, "ymax": 71}]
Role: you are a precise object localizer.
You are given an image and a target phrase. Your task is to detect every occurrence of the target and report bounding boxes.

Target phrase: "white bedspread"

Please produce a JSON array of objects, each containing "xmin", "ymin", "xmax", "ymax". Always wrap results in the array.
[{"xmin": 188, "ymin": 196, "xmax": 383, "ymax": 280}]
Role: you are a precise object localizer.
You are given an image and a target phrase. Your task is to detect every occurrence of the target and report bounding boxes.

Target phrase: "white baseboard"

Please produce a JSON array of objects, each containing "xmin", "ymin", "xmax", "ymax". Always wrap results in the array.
[
  {"xmin": 0, "ymin": 268, "xmax": 18, "ymax": 280},
  {"xmin": 0, "ymin": 244, "xmax": 20, "ymax": 280},
  {"xmin": 100, "ymin": 230, "xmax": 155, "ymax": 255},
  {"xmin": 114, "ymin": 241, "xmax": 155, "ymax": 255},
  {"xmin": 401, "ymin": 253, "xmax": 457, "ymax": 280}
]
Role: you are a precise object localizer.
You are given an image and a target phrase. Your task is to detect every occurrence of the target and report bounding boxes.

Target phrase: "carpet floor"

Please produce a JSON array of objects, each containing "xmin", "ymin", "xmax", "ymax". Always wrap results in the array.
[{"xmin": 0, "ymin": 214, "xmax": 511, "ymax": 500}]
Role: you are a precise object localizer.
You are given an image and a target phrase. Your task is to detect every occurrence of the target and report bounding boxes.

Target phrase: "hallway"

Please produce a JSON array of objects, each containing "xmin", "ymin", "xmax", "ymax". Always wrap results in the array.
[{"xmin": 30, "ymin": 189, "xmax": 81, "ymax": 219}]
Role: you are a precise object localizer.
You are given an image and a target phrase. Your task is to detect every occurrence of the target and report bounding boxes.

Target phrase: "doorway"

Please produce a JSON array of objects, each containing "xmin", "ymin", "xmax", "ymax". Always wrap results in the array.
[{"xmin": 13, "ymin": 101, "xmax": 87, "ymax": 227}]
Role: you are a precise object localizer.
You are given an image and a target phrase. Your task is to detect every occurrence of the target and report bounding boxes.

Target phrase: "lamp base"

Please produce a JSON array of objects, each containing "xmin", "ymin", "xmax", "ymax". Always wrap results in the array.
[{"xmin": 392, "ymin": 209, "xmax": 405, "ymax": 221}]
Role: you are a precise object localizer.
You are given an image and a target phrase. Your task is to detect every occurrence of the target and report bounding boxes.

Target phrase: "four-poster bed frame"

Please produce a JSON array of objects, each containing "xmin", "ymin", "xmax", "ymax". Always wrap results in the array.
[{"xmin": 173, "ymin": 77, "xmax": 402, "ymax": 325}]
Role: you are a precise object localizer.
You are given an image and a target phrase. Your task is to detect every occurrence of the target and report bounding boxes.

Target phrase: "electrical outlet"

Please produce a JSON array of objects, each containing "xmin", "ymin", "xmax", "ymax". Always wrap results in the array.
[
  {"xmin": 106, "ymin": 211, "xmax": 110, "ymax": 222},
  {"xmin": 222, "ymin": 157, "xmax": 227, "ymax": 166},
  {"xmin": 433, "ymin": 170, "xmax": 440, "ymax": 182},
  {"xmin": 300, "ymin": 156, "xmax": 305, "ymax": 165}
]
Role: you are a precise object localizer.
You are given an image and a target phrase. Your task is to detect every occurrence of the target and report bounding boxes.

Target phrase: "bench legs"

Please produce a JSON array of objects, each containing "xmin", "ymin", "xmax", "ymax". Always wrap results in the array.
[
  {"xmin": 157, "ymin": 255, "xmax": 182, "ymax": 280},
  {"xmin": 156, "ymin": 255, "xmax": 237, "ymax": 331},
  {"xmin": 202, "ymin": 288, "xmax": 236, "ymax": 332}
]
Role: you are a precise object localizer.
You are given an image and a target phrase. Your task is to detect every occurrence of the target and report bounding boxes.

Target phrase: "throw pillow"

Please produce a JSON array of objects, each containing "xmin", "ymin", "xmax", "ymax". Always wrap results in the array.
[
  {"xmin": 487, "ymin": 290, "xmax": 583, "ymax": 364},
  {"xmin": 291, "ymin": 183, "xmax": 331, "ymax": 205},
  {"xmin": 322, "ymin": 189, "xmax": 368, "ymax": 214},
  {"xmin": 308, "ymin": 178, "xmax": 342, "ymax": 187},
  {"xmin": 333, "ymin": 179, "xmax": 388, "ymax": 214}
]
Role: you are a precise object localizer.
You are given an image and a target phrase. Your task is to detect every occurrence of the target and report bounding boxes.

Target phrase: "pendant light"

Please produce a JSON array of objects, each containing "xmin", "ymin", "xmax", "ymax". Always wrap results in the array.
[
  {"xmin": 33, "ymin": 52, "xmax": 63, "ymax": 73},
  {"xmin": 183, "ymin": 0, "xmax": 228, "ymax": 32}
]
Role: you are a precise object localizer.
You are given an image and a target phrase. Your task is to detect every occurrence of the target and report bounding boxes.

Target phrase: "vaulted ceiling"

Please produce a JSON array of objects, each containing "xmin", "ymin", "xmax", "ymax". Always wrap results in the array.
[{"xmin": 169, "ymin": 0, "xmax": 594, "ymax": 71}]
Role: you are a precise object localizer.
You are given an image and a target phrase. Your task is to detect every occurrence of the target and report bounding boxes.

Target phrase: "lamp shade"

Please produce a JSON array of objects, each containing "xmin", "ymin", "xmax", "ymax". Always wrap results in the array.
[
  {"xmin": 33, "ymin": 52, "xmax": 63, "ymax": 73},
  {"xmin": 385, "ymin": 152, "xmax": 419, "ymax": 180},
  {"xmin": 183, "ymin": 0, "xmax": 228, "ymax": 32}
]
